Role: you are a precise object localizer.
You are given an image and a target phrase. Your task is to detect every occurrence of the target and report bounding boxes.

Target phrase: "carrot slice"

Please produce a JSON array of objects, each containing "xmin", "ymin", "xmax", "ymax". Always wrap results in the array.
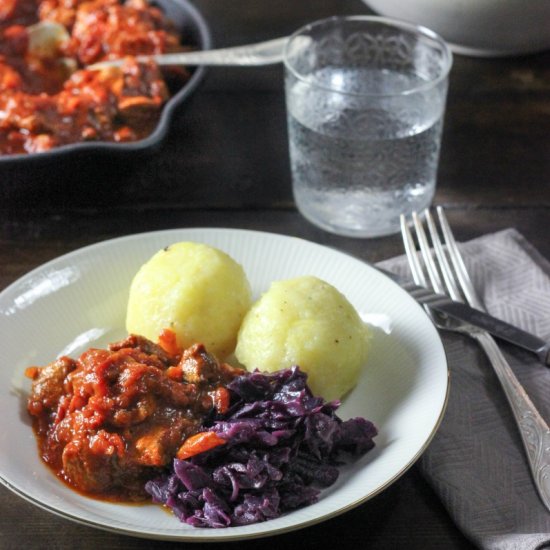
[
  {"xmin": 158, "ymin": 328, "xmax": 181, "ymax": 356},
  {"xmin": 176, "ymin": 431, "xmax": 226, "ymax": 460},
  {"xmin": 24, "ymin": 366, "xmax": 40, "ymax": 379},
  {"xmin": 166, "ymin": 365, "xmax": 182, "ymax": 380}
]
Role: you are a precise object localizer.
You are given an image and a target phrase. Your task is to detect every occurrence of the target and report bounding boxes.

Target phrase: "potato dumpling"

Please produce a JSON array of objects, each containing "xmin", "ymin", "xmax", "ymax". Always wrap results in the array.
[
  {"xmin": 235, "ymin": 275, "xmax": 369, "ymax": 401},
  {"xmin": 126, "ymin": 242, "xmax": 252, "ymax": 359}
]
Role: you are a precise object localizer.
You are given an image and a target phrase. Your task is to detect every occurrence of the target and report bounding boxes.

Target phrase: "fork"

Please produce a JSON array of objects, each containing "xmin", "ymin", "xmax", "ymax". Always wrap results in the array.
[{"xmin": 400, "ymin": 206, "xmax": 550, "ymax": 512}]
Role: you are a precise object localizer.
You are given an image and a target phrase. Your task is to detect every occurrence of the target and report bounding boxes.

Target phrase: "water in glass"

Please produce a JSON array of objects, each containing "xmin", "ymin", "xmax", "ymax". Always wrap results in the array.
[{"xmin": 287, "ymin": 67, "xmax": 445, "ymax": 238}]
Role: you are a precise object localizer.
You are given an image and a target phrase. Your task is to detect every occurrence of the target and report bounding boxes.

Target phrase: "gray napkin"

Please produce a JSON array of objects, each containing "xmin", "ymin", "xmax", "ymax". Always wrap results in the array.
[{"xmin": 377, "ymin": 229, "xmax": 550, "ymax": 550}]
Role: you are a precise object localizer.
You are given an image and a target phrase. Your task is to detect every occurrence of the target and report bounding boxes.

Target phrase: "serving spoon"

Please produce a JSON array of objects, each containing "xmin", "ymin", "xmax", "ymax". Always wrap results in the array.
[
  {"xmin": 89, "ymin": 36, "xmax": 301, "ymax": 70},
  {"xmin": 26, "ymin": 21, "xmax": 308, "ymax": 69}
]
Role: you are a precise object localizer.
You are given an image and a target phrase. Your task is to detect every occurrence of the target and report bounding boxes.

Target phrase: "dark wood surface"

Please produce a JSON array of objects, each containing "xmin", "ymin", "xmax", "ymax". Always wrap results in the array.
[{"xmin": 2, "ymin": 1, "xmax": 549, "ymax": 548}]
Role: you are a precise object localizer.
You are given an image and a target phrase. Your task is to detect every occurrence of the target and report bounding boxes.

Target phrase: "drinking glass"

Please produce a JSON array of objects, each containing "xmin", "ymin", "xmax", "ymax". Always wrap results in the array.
[{"xmin": 284, "ymin": 16, "xmax": 452, "ymax": 238}]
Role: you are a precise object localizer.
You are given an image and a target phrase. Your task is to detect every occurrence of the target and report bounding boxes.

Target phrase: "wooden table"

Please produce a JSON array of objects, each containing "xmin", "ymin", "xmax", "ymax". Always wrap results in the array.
[{"xmin": 1, "ymin": 1, "xmax": 549, "ymax": 548}]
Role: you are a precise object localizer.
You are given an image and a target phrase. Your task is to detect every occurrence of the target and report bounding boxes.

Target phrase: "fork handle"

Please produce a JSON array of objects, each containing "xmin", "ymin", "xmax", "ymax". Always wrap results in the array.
[
  {"xmin": 89, "ymin": 36, "xmax": 291, "ymax": 69},
  {"xmin": 475, "ymin": 331, "xmax": 550, "ymax": 510}
]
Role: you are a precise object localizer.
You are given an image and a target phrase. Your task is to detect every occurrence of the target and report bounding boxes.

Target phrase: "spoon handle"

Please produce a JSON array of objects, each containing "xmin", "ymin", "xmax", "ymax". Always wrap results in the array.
[{"xmin": 89, "ymin": 36, "xmax": 290, "ymax": 70}]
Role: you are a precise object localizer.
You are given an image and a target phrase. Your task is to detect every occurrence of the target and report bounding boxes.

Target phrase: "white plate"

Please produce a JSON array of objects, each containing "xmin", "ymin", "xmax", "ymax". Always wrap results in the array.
[{"xmin": 0, "ymin": 228, "xmax": 448, "ymax": 541}]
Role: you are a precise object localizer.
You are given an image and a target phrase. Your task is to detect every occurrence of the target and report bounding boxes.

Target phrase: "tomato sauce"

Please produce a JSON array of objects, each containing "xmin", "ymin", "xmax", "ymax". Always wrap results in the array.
[
  {"xmin": 0, "ymin": 0, "xmax": 190, "ymax": 155},
  {"xmin": 26, "ymin": 334, "xmax": 243, "ymax": 501}
]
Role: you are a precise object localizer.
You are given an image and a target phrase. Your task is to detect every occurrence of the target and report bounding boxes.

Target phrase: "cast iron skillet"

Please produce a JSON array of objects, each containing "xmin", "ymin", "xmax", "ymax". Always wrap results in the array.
[{"xmin": 0, "ymin": 0, "xmax": 211, "ymax": 199}]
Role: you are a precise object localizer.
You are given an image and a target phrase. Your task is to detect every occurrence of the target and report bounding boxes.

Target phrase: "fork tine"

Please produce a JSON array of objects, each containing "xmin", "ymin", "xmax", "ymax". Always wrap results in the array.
[
  {"xmin": 400, "ymin": 214, "xmax": 427, "ymax": 287},
  {"xmin": 411, "ymin": 211, "xmax": 446, "ymax": 295},
  {"xmin": 423, "ymin": 209, "xmax": 462, "ymax": 302},
  {"xmin": 436, "ymin": 206, "xmax": 485, "ymax": 310}
]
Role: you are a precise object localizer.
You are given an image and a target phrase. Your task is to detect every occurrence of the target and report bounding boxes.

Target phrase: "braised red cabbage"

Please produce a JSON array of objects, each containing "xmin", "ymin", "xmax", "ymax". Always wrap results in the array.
[{"xmin": 145, "ymin": 366, "xmax": 377, "ymax": 527}]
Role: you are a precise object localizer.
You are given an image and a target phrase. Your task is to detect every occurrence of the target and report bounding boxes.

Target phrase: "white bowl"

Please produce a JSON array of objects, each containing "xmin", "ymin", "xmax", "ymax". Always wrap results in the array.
[{"xmin": 363, "ymin": 0, "xmax": 550, "ymax": 56}]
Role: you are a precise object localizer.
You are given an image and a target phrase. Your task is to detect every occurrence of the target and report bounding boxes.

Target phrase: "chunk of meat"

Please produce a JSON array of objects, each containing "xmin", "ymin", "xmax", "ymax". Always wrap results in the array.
[
  {"xmin": 109, "ymin": 333, "xmax": 175, "ymax": 367},
  {"xmin": 61, "ymin": 429, "xmax": 123, "ymax": 493},
  {"xmin": 180, "ymin": 343, "xmax": 245, "ymax": 385},
  {"xmin": 0, "ymin": 0, "xmax": 39, "ymax": 27},
  {"xmin": 180, "ymin": 343, "xmax": 221, "ymax": 384},
  {"xmin": 132, "ymin": 416, "xmax": 195, "ymax": 466},
  {"xmin": 0, "ymin": 0, "xmax": 18, "ymax": 21},
  {"xmin": 0, "ymin": 62, "xmax": 23, "ymax": 91},
  {"xmin": 38, "ymin": 0, "xmax": 92, "ymax": 29},
  {"xmin": 0, "ymin": 25, "xmax": 28, "ymax": 59},
  {"xmin": 27, "ymin": 356, "xmax": 75, "ymax": 415}
]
